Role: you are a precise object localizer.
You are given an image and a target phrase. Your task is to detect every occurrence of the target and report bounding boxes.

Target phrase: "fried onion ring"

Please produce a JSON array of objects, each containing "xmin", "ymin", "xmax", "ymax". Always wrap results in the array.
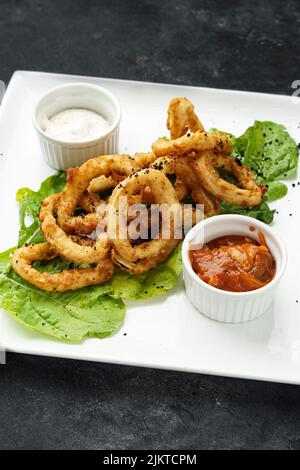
[
  {"xmin": 151, "ymin": 156, "xmax": 219, "ymax": 216},
  {"xmin": 152, "ymin": 131, "xmax": 232, "ymax": 158},
  {"xmin": 39, "ymin": 194, "xmax": 109, "ymax": 264},
  {"xmin": 167, "ymin": 97, "xmax": 204, "ymax": 139},
  {"xmin": 190, "ymin": 151, "xmax": 263, "ymax": 207},
  {"xmin": 107, "ymin": 169, "xmax": 182, "ymax": 274},
  {"xmin": 78, "ymin": 191, "xmax": 103, "ymax": 213},
  {"xmin": 11, "ymin": 243, "xmax": 114, "ymax": 292},
  {"xmin": 56, "ymin": 155, "xmax": 130, "ymax": 234},
  {"xmin": 149, "ymin": 157, "xmax": 189, "ymax": 201},
  {"xmin": 87, "ymin": 152, "xmax": 157, "ymax": 195},
  {"xmin": 57, "ymin": 153, "xmax": 157, "ymax": 235},
  {"xmin": 87, "ymin": 175, "xmax": 115, "ymax": 195},
  {"xmin": 111, "ymin": 240, "xmax": 179, "ymax": 275}
]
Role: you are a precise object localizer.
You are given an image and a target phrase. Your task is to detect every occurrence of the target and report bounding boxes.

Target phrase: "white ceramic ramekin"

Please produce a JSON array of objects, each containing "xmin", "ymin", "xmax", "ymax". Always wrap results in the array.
[
  {"xmin": 33, "ymin": 82, "xmax": 121, "ymax": 170},
  {"xmin": 182, "ymin": 215, "xmax": 287, "ymax": 323}
]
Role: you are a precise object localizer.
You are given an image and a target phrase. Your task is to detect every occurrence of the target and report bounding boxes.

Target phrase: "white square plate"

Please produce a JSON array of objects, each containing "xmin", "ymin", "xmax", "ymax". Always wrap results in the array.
[{"xmin": 0, "ymin": 71, "xmax": 299, "ymax": 384}]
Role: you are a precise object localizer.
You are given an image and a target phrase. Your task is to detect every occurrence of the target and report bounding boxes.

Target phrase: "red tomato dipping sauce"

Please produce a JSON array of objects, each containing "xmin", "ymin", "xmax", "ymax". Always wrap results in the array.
[{"xmin": 189, "ymin": 231, "xmax": 276, "ymax": 292}]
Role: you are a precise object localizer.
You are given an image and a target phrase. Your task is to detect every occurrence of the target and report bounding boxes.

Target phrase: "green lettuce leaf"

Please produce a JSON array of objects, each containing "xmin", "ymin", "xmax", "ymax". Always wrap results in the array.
[
  {"xmin": 212, "ymin": 122, "xmax": 298, "ymax": 203},
  {"xmin": 0, "ymin": 245, "xmax": 125, "ymax": 342},
  {"xmin": 236, "ymin": 121, "xmax": 298, "ymax": 182},
  {"xmin": 210, "ymin": 128, "xmax": 236, "ymax": 147},
  {"xmin": 220, "ymin": 200, "xmax": 275, "ymax": 224},
  {"xmin": 0, "ymin": 171, "xmax": 182, "ymax": 342},
  {"xmin": 16, "ymin": 171, "xmax": 66, "ymax": 246},
  {"xmin": 265, "ymin": 181, "xmax": 288, "ymax": 202},
  {"xmin": 0, "ymin": 246, "xmax": 126, "ymax": 342},
  {"xmin": 111, "ymin": 243, "xmax": 182, "ymax": 300},
  {"xmin": 0, "ymin": 267, "xmax": 125, "ymax": 342}
]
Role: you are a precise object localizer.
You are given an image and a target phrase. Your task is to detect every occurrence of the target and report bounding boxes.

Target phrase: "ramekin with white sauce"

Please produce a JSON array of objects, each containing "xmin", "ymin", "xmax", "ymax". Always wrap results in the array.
[{"xmin": 33, "ymin": 82, "xmax": 121, "ymax": 169}]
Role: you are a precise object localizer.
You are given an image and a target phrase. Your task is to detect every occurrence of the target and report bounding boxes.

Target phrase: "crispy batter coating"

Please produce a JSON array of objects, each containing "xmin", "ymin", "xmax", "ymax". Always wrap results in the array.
[
  {"xmin": 152, "ymin": 131, "xmax": 232, "ymax": 157},
  {"xmin": 57, "ymin": 153, "xmax": 157, "ymax": 234},
  {"xmin": 56, "ymin": 155, "xmax": 131, "ymax": 234},
  {"xmin": 167, "ymin": 97, "xmax": 204, "ymax": 139},
  {"xmin": 87, "ymin": 152, "xmax": 157, "ymax": 195},
  {"xmin": 87, "ymin": 175, "xmax": 115, "ymax": 194},
  {"xmin": 111, "ymin": 240, "xmax": 179, "ymax": 275},
  {"xmin": 78, "ymin": 191, "xmax": 104, "ymax": 213},
  {"xmin": 11, "ymin": 243, "xmax": 114, "ymax": 292},
  {"xmin": 151, "ymin": 156, "xmax": 219, "ymax": 216},
  {"xmin": 39, "ymin": 194, "xmax": 110, "ymax": 264},
  {"xmin": 107, "ymin": 169, "xmax": 182, "ymax": 274},
  {"xmin": 150, "ymin": 156, "xmax": 189, "ymax": 201},
  {"xmin": 190, "ymin": 151, "xmax": 263, "ymax": 207}
]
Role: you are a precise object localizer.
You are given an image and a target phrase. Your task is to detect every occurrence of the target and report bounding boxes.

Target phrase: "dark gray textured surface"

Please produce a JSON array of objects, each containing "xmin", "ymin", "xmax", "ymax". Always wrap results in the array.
[{"xmin": 0, "ymin": 0, "xmax": 300, "ymax": 450}]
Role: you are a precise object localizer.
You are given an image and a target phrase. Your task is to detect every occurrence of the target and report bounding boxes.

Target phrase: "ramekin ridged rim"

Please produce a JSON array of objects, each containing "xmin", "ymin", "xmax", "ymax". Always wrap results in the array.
[{"xmin": 32, "ymin": 82, "xmax": 121, "ymax": 147}]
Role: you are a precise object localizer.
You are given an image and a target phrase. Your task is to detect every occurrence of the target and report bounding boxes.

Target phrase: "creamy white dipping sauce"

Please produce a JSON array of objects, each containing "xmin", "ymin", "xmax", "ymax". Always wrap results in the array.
[{"xmin": 42, "ymin": 108, "xmax": 110, "ymax": 142}]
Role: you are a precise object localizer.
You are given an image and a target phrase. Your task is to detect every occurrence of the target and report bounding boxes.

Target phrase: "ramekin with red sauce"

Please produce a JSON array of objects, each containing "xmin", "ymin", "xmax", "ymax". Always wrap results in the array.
[
  {"xmin": 182, "ymin": 215, "xmax": 286, "ymax": 323},
  {"xmin": 189, "ymin": 232, "xmax": 276, "ymax": 293}
]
